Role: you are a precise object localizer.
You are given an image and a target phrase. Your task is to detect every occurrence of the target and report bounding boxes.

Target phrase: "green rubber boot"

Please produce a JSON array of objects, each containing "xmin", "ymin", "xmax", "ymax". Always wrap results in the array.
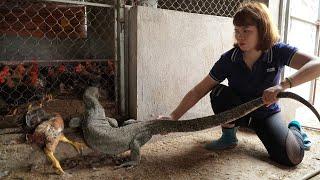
[
  {"xmin": 205, "ymin": 127, "xmax": 238, "ymax": 150},
  {"xmin": 288, "ymin": 120, "xmax": 312, "ymax": 150}
]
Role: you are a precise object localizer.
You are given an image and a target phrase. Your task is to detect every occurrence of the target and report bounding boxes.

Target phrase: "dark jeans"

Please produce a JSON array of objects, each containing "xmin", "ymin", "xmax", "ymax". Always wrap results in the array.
[{"xmin": 210, "ymin": 84, "xmax": 304, "ymax": 166}]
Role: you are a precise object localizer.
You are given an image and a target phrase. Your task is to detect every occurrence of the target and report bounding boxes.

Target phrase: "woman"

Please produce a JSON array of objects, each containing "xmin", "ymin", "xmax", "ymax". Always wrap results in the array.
[{"xmin": 159, "ymin": 2, "xmax": 320, "ymax": 166}]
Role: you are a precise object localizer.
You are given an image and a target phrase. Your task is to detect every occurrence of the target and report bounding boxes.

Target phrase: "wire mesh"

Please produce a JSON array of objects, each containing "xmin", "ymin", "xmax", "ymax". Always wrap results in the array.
[
  {"xmin": 0, "ymin": 0, "xmax": 116, "ymax": 117},
  {"xmin": 1, "ymin": 0, "xmax": 115, "ymax": 61},
  {"xmin": 0, "ymin": 0, "xmax": 246, "ymax": 119},
  {"xmin": 126, "ymin": 0, "xmax": 243, "ymax": 17}
]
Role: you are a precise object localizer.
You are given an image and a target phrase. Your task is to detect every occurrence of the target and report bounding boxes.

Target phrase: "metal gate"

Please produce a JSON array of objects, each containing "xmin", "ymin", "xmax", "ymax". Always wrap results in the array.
[{"xmin": 281, "ymin": 0, "xmax": 320, "ymax": 128}]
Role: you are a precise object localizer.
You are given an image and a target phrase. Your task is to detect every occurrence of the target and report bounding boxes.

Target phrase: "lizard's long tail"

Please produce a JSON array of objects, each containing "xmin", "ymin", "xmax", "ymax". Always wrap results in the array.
[{"xmin": 148, "ymin": 92, "xmax": 320, "ymax": 134}]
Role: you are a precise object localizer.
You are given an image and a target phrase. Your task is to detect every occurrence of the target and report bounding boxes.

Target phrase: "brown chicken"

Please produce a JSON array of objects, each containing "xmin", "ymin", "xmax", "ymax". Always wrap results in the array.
[
  {"xmin": 0, "ymin": 63, "xmax": 49, "ymax": 116},
  {"xmin": 25, "ymin": 106, "xmax": 85, "ymax": 174}
]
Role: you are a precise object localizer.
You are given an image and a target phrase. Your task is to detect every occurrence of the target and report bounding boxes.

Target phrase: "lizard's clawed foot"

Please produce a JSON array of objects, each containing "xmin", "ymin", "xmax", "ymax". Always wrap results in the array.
[
  {"xmin": 114, "ymin": 161, "xmax": 138, "ymax": 170},
  {"xmin": 122, "ymin": 119, "xmax": 142, "ymax": 126},
  {"xmin": 111, "ymin": 155, "xmax": 129, "ymax": 166}
]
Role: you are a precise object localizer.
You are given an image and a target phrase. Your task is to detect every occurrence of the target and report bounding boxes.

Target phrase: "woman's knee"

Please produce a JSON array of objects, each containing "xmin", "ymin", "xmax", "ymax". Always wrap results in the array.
[
  {"xmin": 210, "ymin": 84, "xmax": 241, "ymax": 113},
  {"xmin": 210, "ymin": 84, "xmax": 227, "ymax": 101},
  {"xmin": 285, "ymin": 130, "xmax": 304, "ymax": 166},
  {"xmin": 268, "ymin": 131, "xmax": 304, "ymax": 166},
  {"xmin": 253, "ymin": 113, "xmax": 304, "ymax": 166}
]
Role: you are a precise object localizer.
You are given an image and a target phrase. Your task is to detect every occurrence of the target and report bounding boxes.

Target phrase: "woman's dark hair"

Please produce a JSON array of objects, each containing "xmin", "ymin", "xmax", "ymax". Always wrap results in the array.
[{"xmin": 233, "ymin": 2, "xmax": 280, "ymax": 51}]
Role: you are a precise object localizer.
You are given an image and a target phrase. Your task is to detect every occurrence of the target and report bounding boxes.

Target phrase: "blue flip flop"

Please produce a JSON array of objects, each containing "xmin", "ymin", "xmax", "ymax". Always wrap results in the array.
[
  {"xmin": 288, "ymin": 120, "xmax": 301, "ymax": 131},
  {"xmin": 302, "ymin": 131, "xmax": 311, "ymax": 150},
  {"xmin": 288, "ymin": 120, "xmax": 311, "ymax": 150}
]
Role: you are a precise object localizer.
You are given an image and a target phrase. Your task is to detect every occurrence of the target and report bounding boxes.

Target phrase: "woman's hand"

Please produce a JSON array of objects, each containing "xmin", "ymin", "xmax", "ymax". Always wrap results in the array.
[
  {"xmin": 262, "ymin": 84, "xmax": 285, "ymax": 107},
  {"xmin": 156, "ymin": 115, "xmax": 174, "ymax": 121}
]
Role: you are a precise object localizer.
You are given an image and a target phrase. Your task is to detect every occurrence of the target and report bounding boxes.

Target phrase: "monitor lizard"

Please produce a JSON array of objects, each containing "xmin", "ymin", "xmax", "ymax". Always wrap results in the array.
[{"xmin": 81, "ymin": 87, "xmax": 320, "ymax": 168}]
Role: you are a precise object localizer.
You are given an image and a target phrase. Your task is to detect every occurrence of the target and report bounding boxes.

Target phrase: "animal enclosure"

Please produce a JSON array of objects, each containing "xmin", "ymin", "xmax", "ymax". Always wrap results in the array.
[{"xmin": 0, "ymin": 0, "xmax": 118, "ymax": 125}]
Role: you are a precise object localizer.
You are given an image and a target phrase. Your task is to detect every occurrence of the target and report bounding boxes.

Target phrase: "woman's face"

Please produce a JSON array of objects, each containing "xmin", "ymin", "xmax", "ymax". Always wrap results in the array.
[{"xmin": 234, "ymin": 25, "xmax": 259, "ymax": 52}]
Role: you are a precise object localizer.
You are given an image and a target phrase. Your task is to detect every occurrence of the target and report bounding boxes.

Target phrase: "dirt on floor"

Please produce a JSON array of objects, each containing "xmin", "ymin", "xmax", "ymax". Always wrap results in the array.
[{"xmin": 1, "ymin": 127, "xmax": 320, "ymax": 180}]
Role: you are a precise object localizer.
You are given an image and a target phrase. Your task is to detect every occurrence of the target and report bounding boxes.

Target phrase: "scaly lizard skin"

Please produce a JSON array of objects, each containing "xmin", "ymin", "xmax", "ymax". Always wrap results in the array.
[{"xmin": 82, "ymin": 87, "xmax": 320, "ymax": 168}]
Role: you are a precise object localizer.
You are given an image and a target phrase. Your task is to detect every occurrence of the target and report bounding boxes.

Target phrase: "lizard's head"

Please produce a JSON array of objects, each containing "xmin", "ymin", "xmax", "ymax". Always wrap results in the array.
[
  {"xmin": 86, "ymin": 87, "xmax": 100, "ymax": 98},
  {"xmin": 83, "ymin": 86, "xmax": 101, "ymax": 108}
]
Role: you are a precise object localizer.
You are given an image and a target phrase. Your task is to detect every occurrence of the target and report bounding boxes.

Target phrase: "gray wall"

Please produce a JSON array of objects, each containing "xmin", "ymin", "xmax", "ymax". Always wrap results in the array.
[
  {"xmin": 129, "ymin": 6, "xmax": 234, "ymax": 120},
  {"xmin": 128, "ymin": 3, "xmax": 310, "ymax": 124}
]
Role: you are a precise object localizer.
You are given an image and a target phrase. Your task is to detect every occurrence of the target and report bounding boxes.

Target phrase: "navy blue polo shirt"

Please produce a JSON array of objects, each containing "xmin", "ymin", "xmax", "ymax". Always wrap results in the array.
[{"xmin": 209, "ymin": 42, "xmax": 298, "ymax": 118}]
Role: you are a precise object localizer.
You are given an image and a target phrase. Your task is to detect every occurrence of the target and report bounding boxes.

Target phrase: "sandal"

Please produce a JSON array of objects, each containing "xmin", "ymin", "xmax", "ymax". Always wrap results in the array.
[{"xmin": 302, "ymin": 131, "xmax": 311, "ymax": 150}]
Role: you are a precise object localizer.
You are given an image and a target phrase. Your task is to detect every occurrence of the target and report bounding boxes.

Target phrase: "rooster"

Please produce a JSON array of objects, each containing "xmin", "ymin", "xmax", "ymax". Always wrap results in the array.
[
  {"xmin": 25, "ymin": 105, "xmax": 85, "ymax": 174},
  {"xmin": 0, "ymin": 63, "xmax": 47, "ymax": 116}
]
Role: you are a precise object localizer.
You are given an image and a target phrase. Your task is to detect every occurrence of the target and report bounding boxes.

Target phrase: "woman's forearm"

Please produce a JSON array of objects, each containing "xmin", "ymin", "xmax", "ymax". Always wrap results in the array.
[
  {"xmin": 288, "ymin": 59, "xmax": 320, "ymax": 89},
  {"xmin": 170, "ymin": 75, "xmax": 217, "ymax": 120},
  {"xmin": 170, "ymin": 89, "xmax": 204, "ymax": 120}
]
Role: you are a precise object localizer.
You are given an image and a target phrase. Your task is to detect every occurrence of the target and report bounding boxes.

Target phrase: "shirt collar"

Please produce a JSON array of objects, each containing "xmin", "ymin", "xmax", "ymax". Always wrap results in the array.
[{"xmin": 231, "ymin": 47, "xmax": 273, "ymax": 64}]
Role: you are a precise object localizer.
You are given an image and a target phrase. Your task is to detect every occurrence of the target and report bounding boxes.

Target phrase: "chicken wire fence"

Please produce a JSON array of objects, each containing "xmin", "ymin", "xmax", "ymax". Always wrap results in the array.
[
  {"xmin": 0, "ymin": 0, "xmax": 245, "ymax": 119},
  {"xmin": 0, "ymin": 0, "xmax": 117, "ymax": 117},
  {"xmin": 127, "ymin": 0, "xmax": 243, "ymax": 17}
]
